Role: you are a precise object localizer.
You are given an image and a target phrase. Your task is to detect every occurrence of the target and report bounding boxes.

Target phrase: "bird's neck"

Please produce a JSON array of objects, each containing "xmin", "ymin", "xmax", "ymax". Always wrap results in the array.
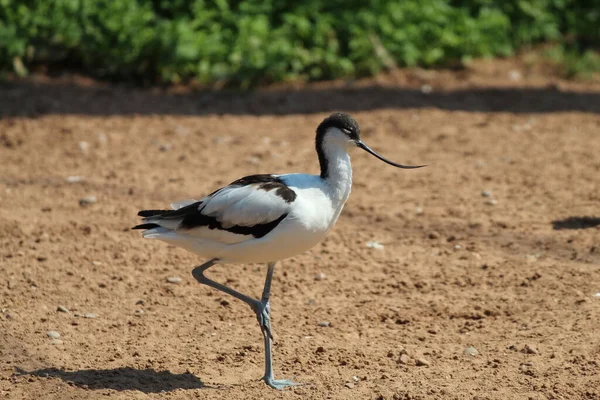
[{"xmin": 318, "ymin": 137, "xmax": 353, "ymax": 207}]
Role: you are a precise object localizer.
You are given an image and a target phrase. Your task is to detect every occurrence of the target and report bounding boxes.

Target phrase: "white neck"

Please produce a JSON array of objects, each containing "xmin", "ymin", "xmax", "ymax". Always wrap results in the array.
[{"xmin": 320, "ymin": 134, "xmax": 353, "ymax": 210}]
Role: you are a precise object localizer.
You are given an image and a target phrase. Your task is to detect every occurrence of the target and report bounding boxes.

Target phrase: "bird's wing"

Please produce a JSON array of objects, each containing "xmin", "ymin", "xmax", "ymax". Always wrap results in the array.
[
  {"xmin": 135, "ymin": 174, "xmax": 297, "ymax": 244},
  {"xmin": 170, "ymin": 199, "xmax": 198, "ymax": 210}
]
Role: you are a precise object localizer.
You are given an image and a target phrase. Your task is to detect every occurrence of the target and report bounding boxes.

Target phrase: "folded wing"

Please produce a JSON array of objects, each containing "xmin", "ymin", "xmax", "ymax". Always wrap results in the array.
[{"xmin": 134, "ymin": 174, "xmax": 296, "ymax": 244}]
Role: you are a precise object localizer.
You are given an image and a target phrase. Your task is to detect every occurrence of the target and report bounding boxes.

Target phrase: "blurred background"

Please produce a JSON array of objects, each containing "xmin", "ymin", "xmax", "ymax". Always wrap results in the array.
[{"xmin": 1, "ymin": 0, "xmax": 599, "ymax": 86}]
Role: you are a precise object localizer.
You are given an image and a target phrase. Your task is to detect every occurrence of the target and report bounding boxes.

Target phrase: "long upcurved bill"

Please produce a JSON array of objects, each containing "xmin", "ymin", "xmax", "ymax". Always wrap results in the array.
[{"xmin": 357, "ymin": 141, "xmax": 426, "ymax": 169}]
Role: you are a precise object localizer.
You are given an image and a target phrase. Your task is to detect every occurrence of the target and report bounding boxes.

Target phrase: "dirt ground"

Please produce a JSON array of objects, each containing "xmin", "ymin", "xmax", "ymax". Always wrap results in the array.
[{"xmin": 1, "ymin": 59, "xmax": 599, "ymax": 400}]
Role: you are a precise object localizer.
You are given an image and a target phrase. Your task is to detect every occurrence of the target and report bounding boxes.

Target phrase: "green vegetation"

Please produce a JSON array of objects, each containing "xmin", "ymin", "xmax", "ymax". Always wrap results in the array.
[{"xmin": 1, "ymin": 0, "xmax": 598, "ymax": 86}]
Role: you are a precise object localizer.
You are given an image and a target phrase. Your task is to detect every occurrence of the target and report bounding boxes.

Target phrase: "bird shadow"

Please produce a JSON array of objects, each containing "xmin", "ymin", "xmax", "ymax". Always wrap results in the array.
[
  {"xmin": 14, "ymin": 366, "xmax": 210, "ymax": 393},
  {"xmin": 551, "ymin": 216, "xmax": 600, "ymax": 230}
]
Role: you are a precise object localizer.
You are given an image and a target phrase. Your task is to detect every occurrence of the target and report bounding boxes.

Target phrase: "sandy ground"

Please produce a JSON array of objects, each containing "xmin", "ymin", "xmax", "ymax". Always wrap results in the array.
[{"xmin": 1, "ymin": 60, "xmax": 600, "ymax": 400}]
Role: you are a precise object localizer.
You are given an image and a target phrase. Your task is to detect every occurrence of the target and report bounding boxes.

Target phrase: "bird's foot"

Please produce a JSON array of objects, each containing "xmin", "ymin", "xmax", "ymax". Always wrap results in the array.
[{"xmin": 262, "ymin": 376, "xmax": 300, "ymax": 390}]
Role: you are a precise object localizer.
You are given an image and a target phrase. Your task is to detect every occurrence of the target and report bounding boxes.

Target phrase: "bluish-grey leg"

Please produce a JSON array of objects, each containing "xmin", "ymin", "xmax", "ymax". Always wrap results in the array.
[
  {"xmin": 191, "ymin": 259, "xmax": 298, "ymax": 390},
  {"xmin": 192, "ymin": 259, "xmax": 259, "ymax": 308},
  {"xmin": 256, "ymin": 262, "xmax": 298, "ymax": 389}
]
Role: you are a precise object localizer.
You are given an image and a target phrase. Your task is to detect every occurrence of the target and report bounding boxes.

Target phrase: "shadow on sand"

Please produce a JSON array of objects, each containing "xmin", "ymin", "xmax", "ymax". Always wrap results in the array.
[
  {"xmin": 2, "ymin": 80, "xmax": 600, "ymax": 117},
  {"xmin": 15, "ymin": 367, "xmax": 208, "ymax": 393},
  {"xmin": 551, "ymin": 216, "xmax": 600, "ymax": 230}
]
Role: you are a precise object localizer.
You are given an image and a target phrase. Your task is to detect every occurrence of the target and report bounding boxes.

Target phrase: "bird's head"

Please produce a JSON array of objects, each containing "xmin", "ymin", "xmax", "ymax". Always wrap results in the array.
[{"xmin": 316, "ymin": 112, "xmax": 426, "ymax": 169}]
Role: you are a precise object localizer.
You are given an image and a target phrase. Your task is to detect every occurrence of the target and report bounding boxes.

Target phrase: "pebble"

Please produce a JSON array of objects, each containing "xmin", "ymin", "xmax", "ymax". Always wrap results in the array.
[
  {"xmin": 415, "ymin": 358, "xmax": 430, "ymax": 367},
  {"xmin": 463, "ymin": 346, "xmax": 479, "ymax": 357},
  {"xmin": 57, "ymin": 305, "xmax": 69, "ymax": 313},
  {"xmin": 486, "ymin": 199, "xmax": 498, "ymax": 206},
  {"xmin": 344, "ymin": 382, "xmax": 355, "ymax": 389},
  {"xmin": 508, "ymin": 70, "xmax": 522, "ymax": 81},
  {"xmin": 66, "ymin": 176, "xmax": 84, "ymax": 183},
  {"xmin": 83, "ymin": 313, "xmax": 98, "ymax": 319},
  {"xmin": 79, "ymin": 196, "xmax": 97, "ymax": 206},
  {"xmin": 481, "ymin": 190, "xmax": 492, "ymax": 197},
  {"xmin": 521, "ymin": 344, "xmax": 539, "ymax": 355},
  {"xmin": 47, "ymin": 331, "xmax": 60, "ymax": 339},
  {"xmin": 159, "ymin": 143, "xmax": 172, "ymax": 152},
  {"xmin": 428, "ymin": 231, "xmax": 440, "ymax": 239},
  {"xmin": 318, "ymin": 321, "xmax": 331, "ymax": 327},
  {"xmin": 594, "ymin": 292, "xmax": 600, "ymax": 297},
  {"xmin": 166, "ymin": 276, "xmax": 182, "ymax": 284},
  {"xmin": 454, "ymin": 245, "xmax": 462, "ymax": 250},
  {"xmin": 51, "ymin": 339, "xmax": 63, "ymax": 345},
  {"xmin": 78, "ymin": 141, "xmax": 89, "ymax": 154},
  {"xmin": 420, "ymin": 84, "xmax": 433, "ymax": 94},
  {"xmin": 314, "ymin": 272, "xmax": 327, "ymax": 281},
  {"xmin": 397, "ymin": 354, "xmax": 411, "ymax": 365},
  {"xmin": 366, "ymin": 241, "xmax": 384, "ymax": 250}
]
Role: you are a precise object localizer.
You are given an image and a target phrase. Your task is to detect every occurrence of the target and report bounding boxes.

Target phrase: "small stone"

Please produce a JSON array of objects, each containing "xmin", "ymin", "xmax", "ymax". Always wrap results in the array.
[
  {"xmin": 79, "ymin": 196, "xmax": 97, "ymax": 206},
  {"xmin": 344, "ymin": 382, "xmax": 355, "ymax": 389},
  {"xmin": 219, "ymin": 300, "xmax": 230, "ymax": 307},
  {"xmin": 352, "ymin": 376, "xmax": 359, "ymax": 382},
  {"xmin": 415, "ymin": 358, "xmax": 430, "ymax": 367},
  {"xmin": 521, "ymin": 344, "xmax": 538, "ymax": 355},
  {"xmin": 420, "ymin": 84, "xmax": 433, "ymax": 94},
  {"xmin": 159, "ymin": 143, "xmax": 172, "ymax": 152},
  {"xmin": 66, "ymin": 176, "xmax": 83, "ymax": 183},
  {"xmin": 595, "ymin": 292, "xmax": 600, "ymax": 298},
  {"xmin": 454, "ymin": 245, "xmax": 462, "ymax": 250},
  {"xmin": 47, "ymin": 331, "xmax": 60, "ymax": 339},
  {"xmin": 78, "ymin": 141, "xmax": 89, "ymax": 154},
  {"xmin": 314, "ymin": 272, "xmax": 327, "ymax": 281},
  {"xmin": 464, "ymin": 346, "xmax": 479, "ymax": 357},
  {"xmin": 486, "ymin": 199, "xmax": 498, "ymax": 206},
  {"xmin": 315, "ymin": 346, "xmax": 325, "ymax": 354},
  {"xmin": 397, "ymin": 354, "xmax": 411, "ymax": 365},
  {"xmin": 57, "ymin": 306, "xmax": 69, "ymax": 313},
  {"xmin": 481, "ymin": 190, "xmax": 492, "ymax": 197},
  {"xmin": 166, "ymin": 276, "xmax": 182, "ymax": 284},
  {"xmin": 91, "ymin": 261, "xmax": 103, "ymax": 266},
  {"xmin": 508, "ymin": 70, "xmax": 522, "ymax": 81},
  {"xmin": 318, "ymin": 321, "xmax": 331, "ymax": 327},
  {"xmin": 366, "ymin": 241, "xmax": 384, "ymax": 250},
  {"xmin": 51, "ymin": 339, "xmax": 63, "ymax": 345},
  {"xmin": 134, "ymin": 309, "xmax": 144, "ymax": 316},
  {"xmin": 246, "ymin": 156, "xmax": 261, "ymax": 165},
  {"xmin": 83, "ymin": 313, "xmax": 98, "ymax": 319},
  {"xmin": 428, "ymin": 231, "xmax": 440, "ymax": 239}
]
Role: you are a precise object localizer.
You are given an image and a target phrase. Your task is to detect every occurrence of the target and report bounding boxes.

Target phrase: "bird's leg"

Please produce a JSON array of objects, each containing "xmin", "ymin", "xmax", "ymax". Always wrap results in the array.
[
  {"xmin": 191, "ymin": 259, "xmax": 297, "ymax": 389},
  {"xmin": 256, "ymin": 262, "xmax": 299, "ymax": 390},
  {"xmin": 192, "ymin": 259, "xmax": 261, "ymax": 310},
  {"xmin": 192, "ymin": 259, "xmax": 297, "ymax": 389}
]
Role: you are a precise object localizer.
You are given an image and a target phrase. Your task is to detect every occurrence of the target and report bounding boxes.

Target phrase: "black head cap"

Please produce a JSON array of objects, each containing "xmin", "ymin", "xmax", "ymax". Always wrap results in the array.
[{"xmin": 316, "ymin": 112, "xmax": 360, "ymax": 141}]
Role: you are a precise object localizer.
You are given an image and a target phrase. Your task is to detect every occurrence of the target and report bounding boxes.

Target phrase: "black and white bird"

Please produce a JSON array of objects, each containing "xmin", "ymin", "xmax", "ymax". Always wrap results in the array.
[{"xmin": 133, "ymin": 112, "xmax": 424, "ymax": 389}]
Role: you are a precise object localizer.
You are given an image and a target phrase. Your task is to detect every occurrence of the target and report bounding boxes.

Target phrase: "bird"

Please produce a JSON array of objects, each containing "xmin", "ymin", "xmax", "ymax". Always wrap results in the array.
[{"xmin": 133, "ymin": 112, "xmax": 425, "ymax": 389}]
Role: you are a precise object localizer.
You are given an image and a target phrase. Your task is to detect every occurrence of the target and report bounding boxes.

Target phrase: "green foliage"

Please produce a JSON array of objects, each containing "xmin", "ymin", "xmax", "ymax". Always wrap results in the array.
[{"xmin": 0, "ymin": 0, "xmax": 598, "ymax": 85}]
